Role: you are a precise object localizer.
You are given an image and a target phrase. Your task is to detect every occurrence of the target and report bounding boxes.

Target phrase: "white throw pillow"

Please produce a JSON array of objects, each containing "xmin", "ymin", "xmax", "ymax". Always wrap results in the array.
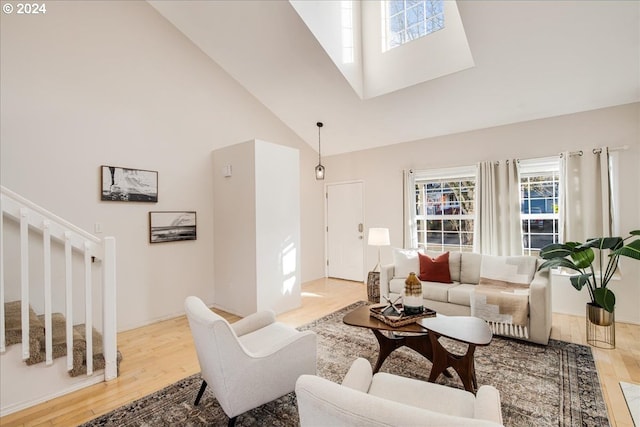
[{"xmin": 392, "ymin": 248, "xmax": 420, "ymax": 279}]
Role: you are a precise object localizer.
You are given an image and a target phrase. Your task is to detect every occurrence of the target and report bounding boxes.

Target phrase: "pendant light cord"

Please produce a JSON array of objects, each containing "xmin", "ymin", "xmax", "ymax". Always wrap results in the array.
[{"xmin": 317, "ymin": 122, "xmax": 323, "ymax": 164}]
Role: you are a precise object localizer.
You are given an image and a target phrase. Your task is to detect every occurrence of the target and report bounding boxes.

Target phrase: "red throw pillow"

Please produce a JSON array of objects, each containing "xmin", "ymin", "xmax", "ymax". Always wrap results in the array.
[{"xmin": 418, "ymin": 252, "xmax": 452, "ymax": 283}]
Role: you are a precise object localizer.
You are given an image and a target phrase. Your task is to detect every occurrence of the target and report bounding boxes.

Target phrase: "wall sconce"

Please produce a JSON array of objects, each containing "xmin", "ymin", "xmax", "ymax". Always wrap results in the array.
[
  {"xmin": 368, "ymin": 227, "xmax": 390, "ymax": 272},
  {"xmin": 315, "ymin": 122, "xmax": 325, "ymax": 180}
]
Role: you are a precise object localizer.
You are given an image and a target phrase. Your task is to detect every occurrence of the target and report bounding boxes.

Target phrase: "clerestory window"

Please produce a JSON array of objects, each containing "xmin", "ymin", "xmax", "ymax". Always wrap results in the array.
[{"xmin": 384, "ymin": 0, "xmax": 445, "ymax": 51}]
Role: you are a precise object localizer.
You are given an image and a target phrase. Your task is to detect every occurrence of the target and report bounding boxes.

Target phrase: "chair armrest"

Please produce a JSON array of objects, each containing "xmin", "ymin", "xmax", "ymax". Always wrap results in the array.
[
  {"xmin": 473, "ymin": 385, "xmax": 504, "ymax": 425},
  {"xmin": 295, "ymin": 375, "xmax": 503, "ymax": 427},
  {"xmin": 340, "ymin": 358, "xmax": 373, "ymax": 393},
  {"xmin": 231, "ymin": 310, "xmax": 276, "ymax": 337},
  {"xmin": 379, "ymin": 264, "xmax": 394, "ymax": 298},
  {"xmin": 249, "ymin": 330, "xmax": 317, "ymax": 359},
  {"xmin": 528, "ymin": 268, "xmax": 552, "ymax": 344}
]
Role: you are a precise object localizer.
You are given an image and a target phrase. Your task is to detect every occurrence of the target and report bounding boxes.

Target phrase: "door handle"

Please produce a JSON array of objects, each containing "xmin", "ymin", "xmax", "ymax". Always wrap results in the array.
[{"xmin": 358, "ymin": 223, "xmax": 363, "ymax": 233}]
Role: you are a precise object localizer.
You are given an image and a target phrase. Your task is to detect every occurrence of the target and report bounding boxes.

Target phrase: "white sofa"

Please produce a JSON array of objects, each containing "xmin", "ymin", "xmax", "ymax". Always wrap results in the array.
[
  {"xmin": 296, "ymin": 357, "xmax": 504, "ymax": 427},
  {"xmin": 380, "ymin": 250, "xmax": 551, "ymax": 345}
]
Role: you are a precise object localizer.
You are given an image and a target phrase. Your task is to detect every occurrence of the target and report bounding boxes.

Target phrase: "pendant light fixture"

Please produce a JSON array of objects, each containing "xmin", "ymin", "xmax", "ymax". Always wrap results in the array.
[{"xmin": 315, "ymin": 122, "xmax": 325, "ymax": 180}]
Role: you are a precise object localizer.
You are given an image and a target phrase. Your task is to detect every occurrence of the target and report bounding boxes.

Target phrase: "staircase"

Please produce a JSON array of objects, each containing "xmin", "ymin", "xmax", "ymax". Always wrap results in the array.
[
  {"xmin": 4, "ymin": 301, "xmax": 121, "ymax": 375},
  {"xmin": 0, "ymin": 185, "xmax": 118, "ymax": 416}
]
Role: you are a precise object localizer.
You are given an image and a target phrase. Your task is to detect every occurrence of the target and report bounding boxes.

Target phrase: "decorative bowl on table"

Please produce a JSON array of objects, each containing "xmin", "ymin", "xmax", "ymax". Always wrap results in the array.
[{"xmin": 369, "ymin": 304, "xmax": 436, "ymax": 327}]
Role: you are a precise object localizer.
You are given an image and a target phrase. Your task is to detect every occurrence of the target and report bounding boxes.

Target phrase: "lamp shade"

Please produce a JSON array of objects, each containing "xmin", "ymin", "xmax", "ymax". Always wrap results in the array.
[{"xmin": 368, "ymin": 228, "xmax": 390, "ymax": 246}]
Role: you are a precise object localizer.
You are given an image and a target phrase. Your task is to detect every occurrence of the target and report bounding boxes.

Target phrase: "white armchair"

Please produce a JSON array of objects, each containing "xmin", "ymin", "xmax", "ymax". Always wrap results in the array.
[
  {"xmin": 296, "ymin": 358, "xmax": 504, "ymax": 427},
  {"xmin": 184, "ymin": 296, "xmax": 317, "ymax": 426}
]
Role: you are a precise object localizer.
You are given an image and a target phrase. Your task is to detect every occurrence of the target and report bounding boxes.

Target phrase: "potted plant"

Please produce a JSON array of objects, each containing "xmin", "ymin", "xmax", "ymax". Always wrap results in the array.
[{"xmin": 538, "ymin": 230, "xmax": 640, "ymax": 325}]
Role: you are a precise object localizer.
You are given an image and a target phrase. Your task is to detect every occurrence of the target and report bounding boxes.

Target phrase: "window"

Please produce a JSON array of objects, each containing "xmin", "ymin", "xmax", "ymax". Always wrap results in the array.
[
  {"xmin": 384, "ymin": 0, "xmax": 445, "ymax": 51},
  {"xmin": 519, "ymin": 158, "xmax": 561, "ymax": 255},
  {"xmin": 413, "ymin": 166, "xmax": 476, "ymax": 252},
  {"xmin": 410, "ymin": 159, "xmax": 560, "ymax": 255}
]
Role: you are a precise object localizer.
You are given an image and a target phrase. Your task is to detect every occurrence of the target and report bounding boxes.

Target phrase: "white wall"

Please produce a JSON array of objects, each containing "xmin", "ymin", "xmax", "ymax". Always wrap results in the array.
[
  {"xmin": 290, "ymin": 0, "xmax": 364, "ymax": 98},
  {"xmin": 211, "ymin": 141, "xmax": 257, "ymax": 316},
  {"xmin": 324, "ymin": 103, "xmax": 640, "ymax": 324},
  {"xmin": 0, "ymin": 1, "xmax": 325, "ymax": 331},
  {"xmin": 212, "ymin": 140, "xmax": 301, "ymax": 317},
  {"xmin": 255, "ymin": 141, "xmax": 301, "ymax": 315}
]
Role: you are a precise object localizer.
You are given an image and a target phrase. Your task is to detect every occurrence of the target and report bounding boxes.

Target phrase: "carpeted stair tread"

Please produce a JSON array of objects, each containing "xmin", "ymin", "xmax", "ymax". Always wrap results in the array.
[
  {"xmin": 70, "ymin": 348, "xmax": 123, "ymax": 377},
  {"xmin": 36, "ymin": 313, "xmax": 84, "ymax": 348},
  {"xmin": 69, "ymin": 323, "xmax": 110, "ymax": 377},
  {"xmin": 4, "ymin": 301, "xmax": 45, "ymax": 345},
  {"xmin": 72, "ymin": 324, "xmax": 104, "ymax": 351},
  {"xmin": 5, "ymin": 301, "xmax": 123, "ymax": 377},
  {"xmin": 25, "ymin": 318, "xmax": 107, "ymax": 367},
  {"xmin": 25, "ymin": 313, "xmax": 86, "ymax": 365}
]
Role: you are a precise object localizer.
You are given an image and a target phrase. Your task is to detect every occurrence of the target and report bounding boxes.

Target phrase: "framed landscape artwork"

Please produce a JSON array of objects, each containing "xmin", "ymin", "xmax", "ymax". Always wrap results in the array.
[
  {"xmin": 149, "ymin": 211, "xmax": 197, "ymax": 243},
  {"xmin": 101, "ymin": 165, "xmax": 158, "ymax": 202}
]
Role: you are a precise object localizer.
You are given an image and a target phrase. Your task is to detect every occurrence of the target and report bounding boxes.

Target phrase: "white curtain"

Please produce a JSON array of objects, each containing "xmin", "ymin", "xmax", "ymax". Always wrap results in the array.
[
  {"xmin": 474, "ymin": 159, "xmax": 523, "ymax": 256},
  {"xmin": 403, "ymin": 169, "xmax": 417, "ymax": 249},
  {"xmin": 560, "ymin": 147, "xmax": 612, "ymax": 243}
]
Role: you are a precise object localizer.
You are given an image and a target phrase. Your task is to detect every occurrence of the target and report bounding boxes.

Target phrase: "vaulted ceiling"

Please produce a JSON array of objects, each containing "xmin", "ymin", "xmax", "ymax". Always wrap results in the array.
[{"xmin": 149, "ymin": 1, "xmax": 640, "ymax": 156}]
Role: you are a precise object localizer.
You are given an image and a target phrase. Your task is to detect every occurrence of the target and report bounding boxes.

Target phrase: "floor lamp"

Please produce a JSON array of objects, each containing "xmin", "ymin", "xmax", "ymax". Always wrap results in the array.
[{"xmin": 367, "ymin": 228, "xmax": 390, "ymax": 303}]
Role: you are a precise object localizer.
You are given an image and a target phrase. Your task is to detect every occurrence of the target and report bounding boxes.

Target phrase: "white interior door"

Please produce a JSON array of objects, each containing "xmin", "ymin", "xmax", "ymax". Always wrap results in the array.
[{"xmin": 327, "ymin": 182, "xmax": 364, "ymax": 281}]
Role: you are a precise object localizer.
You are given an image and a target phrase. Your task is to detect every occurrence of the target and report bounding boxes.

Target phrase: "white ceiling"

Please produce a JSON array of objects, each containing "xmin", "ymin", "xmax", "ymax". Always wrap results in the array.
[{"xmin": 149, "ymin": 1, "xmax": 640, "ymax": 156}]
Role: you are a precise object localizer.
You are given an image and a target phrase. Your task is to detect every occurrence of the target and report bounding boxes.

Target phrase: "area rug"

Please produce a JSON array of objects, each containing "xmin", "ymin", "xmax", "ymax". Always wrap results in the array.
[{"xmin": 82, "ymin": 302, "xmax": 609, "ymax": 426}]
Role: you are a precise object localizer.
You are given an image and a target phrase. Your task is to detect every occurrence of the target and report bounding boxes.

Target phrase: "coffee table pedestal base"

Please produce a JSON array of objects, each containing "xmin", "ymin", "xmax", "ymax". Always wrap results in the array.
[
  {"xmin": 427, "ymin": 330, "xmax": 478, "ymax": 393},
  {"xmin": 371, "ymin": 329, "xmax": 434, "ymax": 373}
]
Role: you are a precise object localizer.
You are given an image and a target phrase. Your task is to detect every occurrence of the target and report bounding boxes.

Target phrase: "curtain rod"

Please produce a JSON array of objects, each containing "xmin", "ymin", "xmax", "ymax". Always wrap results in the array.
[
  {"xmin": 410, "ymin": 145, "xmax": 630, "ymax": 168},
  {"xmin": 504, "ymin": 145, "xmax": 629, "ymax": 163},
  {"xmin": 560, "ymin": 145, "xmax": 629, "ymax": 158}
]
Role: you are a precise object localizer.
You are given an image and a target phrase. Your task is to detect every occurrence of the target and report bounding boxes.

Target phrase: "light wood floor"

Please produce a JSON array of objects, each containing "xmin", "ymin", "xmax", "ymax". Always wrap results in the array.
[{"xmin": 1, "ymin": 278, "xmax": 638, "ymax": 426}]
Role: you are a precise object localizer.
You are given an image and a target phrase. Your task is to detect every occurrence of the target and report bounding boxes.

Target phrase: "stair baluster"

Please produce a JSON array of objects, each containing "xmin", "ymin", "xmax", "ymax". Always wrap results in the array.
[
  {"xmin": 84, "ymin": 241, "xmax": 93, "ymax": 376},
  {"xmin": 20, "ymin": 208, "xmax": 30, "ymax": 361},
  {"xmin": 0, "ymin": 198, "xmax": 5, "ymax": 354},
  {"xmin": 43, "ymin": 220, "xmax": 53, "ymax": 365},
  {"xmin": 103, "ymin": 237, "xmax": 117, "ymax": 380},
  {"xmin": 65, "ymin": 232, "xmax": 73, "ymax": 371}
]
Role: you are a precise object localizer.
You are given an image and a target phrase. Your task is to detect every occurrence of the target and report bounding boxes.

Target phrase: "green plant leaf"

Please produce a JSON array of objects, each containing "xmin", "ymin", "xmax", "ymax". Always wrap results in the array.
[
  {"xmin": 546, "ymin": 230, "xmax": 637, "ymax": 313},
  {"xmin": 569, "ymin": 274, "xmax": 592, "ymax": 291},
  {"xmin": 580, "ymin": 237, "xmax": 623, "ymax": 250},
  {"xmin": 570, "ymin": 247, "xmax": 594, "ymax": 269},
  {"xmin": 537, "ymin": 257, "xmax": 582, "ymax": 273},
  {"xmin": 612, "ymin": 239, "xmax": 640, "ymax": 260},
  {"xmin": 594, "ymin": 288, "xmax": 616, "ymax": 312},
  {"xmin": 539, "ymin": 243, "xmax": 573, "ymax": 260}
]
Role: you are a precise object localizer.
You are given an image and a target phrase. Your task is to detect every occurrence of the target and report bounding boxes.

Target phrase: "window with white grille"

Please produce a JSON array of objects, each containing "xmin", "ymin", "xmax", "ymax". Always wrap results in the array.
[
  {"xmin": 519, "ymin": 157, "xmax": 561, "ymax": 255},
  {"xmin": 384, "ymin": 0, "xmax": 445, "ymax": 51},
  {"xmin": 413, "ymin": 166, "xmax": 475, "ymax": 252}
]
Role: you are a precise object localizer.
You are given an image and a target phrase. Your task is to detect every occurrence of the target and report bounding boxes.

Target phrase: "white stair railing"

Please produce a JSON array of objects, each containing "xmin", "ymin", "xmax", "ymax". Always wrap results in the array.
[{"xmin": 0, "ymin": 185, "xmax": 117, "ymax": 380}]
